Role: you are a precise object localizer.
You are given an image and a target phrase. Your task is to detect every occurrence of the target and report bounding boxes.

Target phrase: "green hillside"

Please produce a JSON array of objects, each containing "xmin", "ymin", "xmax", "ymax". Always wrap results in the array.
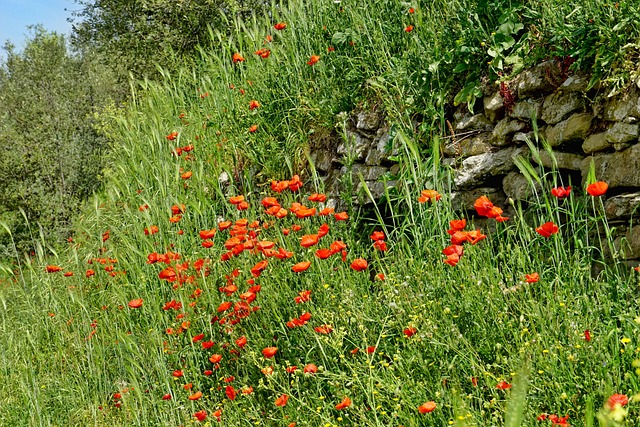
[{"xmin": 1, "ymin": 1, "xmax": 640, "ymax": 426}]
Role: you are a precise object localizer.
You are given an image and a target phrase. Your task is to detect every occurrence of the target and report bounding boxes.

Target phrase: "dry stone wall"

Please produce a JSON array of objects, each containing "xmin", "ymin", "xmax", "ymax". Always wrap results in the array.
[{"xmin": 309, "ymin": 60, "xmax": 640, "ymax": 262}]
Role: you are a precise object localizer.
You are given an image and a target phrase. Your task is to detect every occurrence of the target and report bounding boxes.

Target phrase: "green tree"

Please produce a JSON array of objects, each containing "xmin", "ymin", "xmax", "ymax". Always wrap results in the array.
[
  {"xmin": 70, "ymin": 0, "xmax": 270, "ymax": 78},
  {"xmin": 0, "ymin": 27, "xmax": 118, "ymax": 258}
]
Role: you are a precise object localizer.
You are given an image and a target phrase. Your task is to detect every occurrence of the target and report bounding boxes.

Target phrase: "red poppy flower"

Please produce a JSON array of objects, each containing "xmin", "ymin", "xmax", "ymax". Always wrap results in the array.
[
  {"xmin": 46, "ymin": 265, "xmax": 63, "ymax": 273},
  {"xmin": 188, "ymin": 391, "xmax": 202, "ymax": 400},
  {"xmin": 548, "ymin": 415, "xmax": 570, "ymax": 426},
  {"xmin": 166, "ymin": 131, "xmax": 178, "ymax": 140},
  {"xmin": 232, "ymin": 52, "xmax": 245, "ymax": 63},
  {"xmin": 307, "ymin": 55, "xmax": 320, "ymax": 66},
  {"xmin": 144, "ymin": 225, "xmax": 159, "ymax": 235},
  {"xmin": 192, "ymin": 333, "xmax": 205, "ymax": 343},
  {"xmin": 218, "ymin": 220, "xmax": 232, "ymax": 230},
  {"xmin": 350, "ymin": 258, "xmax": 368, "ymax": 271},
  {"xmin": 162, "ymin": 393, "xmax": 172, "ymax": 400},
  {"xmin": 292, "ymin": 261, "xmax": 311, "ymax": 272},
  {"xmin": 405, "ymin": 25, "xmax": 414, "ymax": 32},
  {"xmin": 262, "ymin": 347, "xmax": 278, "ymax": 358},
  {"xmin": 209, "ymin": 354, "xmax": 222, "ymax": 363},
  {"xmin": 524, "ymin": 272, "xmax": 539, "ymax": 283},
  {"xmin": 128, "ymin": 298, "xmax": 143, "ymax": 309},
  {"xmin": 448, "ymin": 219, "xmax": 466, "ymax": 234},
  {"xmin": 235, "ymin": 336, "xmax": 247, "ymax": 348},
  {"xmin": 274, "ymin": 22, "xmax": 287, "ymax": 30},
  {"xmin": 295, "ymin": 290, "xmax": 312, "ymax": 303},
  {"xmin": 409, "ymin": 7, "xmax": 415, "ymax": 13},
  {"xmin": 403, "ymin": 327, "xmax": 417, "ymax": 337},
  {"xmin": 249, "ymin": 100, "xmax": 260, "ymax": 110},
  {"xmin": 303, "ymin": 363, "xmax": 318, "ymax": 374},
  {"xmin": 225, "ymin": 385, "xmax": 237, "ymax": 401},
  {"xmin": 373, "ymin": 240, "xmax": 387, "ymax": 251},
  {"xmin": 199, "ymin": 229, "xmax": 216, "ymax": 239},
  {"xmin": 317, "ymin": 223, "xmax": 329, "ymax": 237},
  {"xmin": 335, "ymin": 396, "xmax": 352, "ymax": 410},
  {"xmin": 606, "ymin": 393, "xmax": 629, "ymax": 410},
  {"xmin": 496, "ymin": 380, "xmax": 512, "ymax": 390},
  {"xmin": 584, "ymin": 329, "xmax": 591, "ymax": 342},
  {"xmin": 551, "ymin": 186, "xmax": 572, "ymax": 198},
  {"xmin": 418, "ymin": 189, "xmax": 441, "ymax": 203},
  {"xmin": 587, "ymin": 181, "xmax": 608, "ymax": 196},
  {"xmin": 193, "ymin": 410, "xmax": 207, "ymax": 421},
  {"xmin": 314, "ymin": 324, "xmax": 333, "ymax": 334},
  {"xmin": 370, "ymin": 231, "xmax": 385, "ymax": 241},
  {"xmin": 315, "ymin": 248, "xmax": 333, "ymax": 259},
  {"xmin": 181, "ymin": 171, "xmax": 192, "ymax": 180},
  {"xmin": 367, "ymin": 346, "xmax": 376, "ymax": 354},
  {"xmin": 474, "ymin": 196, "xmax": 494, "ymax": 217},
  {"xmin": 330, "ymin": 240, "xmax": 347, "ymax": 253},
  {"xmin": 275, "ymin": 394, "xmax": 289, "ymax": 407},
  {"xmin": 418, "ymin": 401, "xmax": 436, "ymax": 413},
  {"xmin": 335, "ymin": 211, "xmax": 349, "ymax": 221},
  {"xmin": 172, "ymin": 370, "xmax": 184, "ymax": 377},
  {"xmin": 251, "ymin": 260, "xmax": 269, "ymax": 277},
  {"xmin": 536, "ymin": 221, "xmax": 559, "ymax": 238},
  {"xmin": 301, "ymin": 234, "xmax": 320, "ymax": 248}
]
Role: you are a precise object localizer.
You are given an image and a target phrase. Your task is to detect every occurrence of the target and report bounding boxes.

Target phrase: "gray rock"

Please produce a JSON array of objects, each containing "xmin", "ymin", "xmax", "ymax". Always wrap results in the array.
[
  {"xmin": 581, "ymin": 143, "xmax": 640, "ymax": 188},
  {"xmin": 541, "ymin": 91, "xmax": 585, "ymax": 125},
  {"xmin": 605, "ymin": 192, "xmax": 640, "ymax": 220},
  {"xmin": 455, "ymin": 114, "xmax": 493, "ymax": 132},
  {"xmin": 560, "ymin": 75, "xmax": 590, "ymax": 92},
  {"xmin": 484, "ymin": 92, "xmax": 504, "ymax": 122},
  {"xmin": 491, "ymin": 118, "xmax": 527, "ymax": 146},
  {"xmin": 356, "ymin": 111, "xmax": 380, "ymax": 131},
  {"xmin": 612, "ymin": 226, "xmax": 640, "ymax": 260},
  {"xmin": 605, "ymin": 122, "xmax": 638, "ymax": 144},
  {"xmin": 356, "ymin": 180, "xmax": 397, "ymax": 200},
  {"xmin": 513, "ymin": 131, "xmax": 535, "ymax": 144},
  {"xmin": 336, "ymin": 131, "xmax": 371, "ymax": 161},
  {"xmin": 450, "ymin": 187, "xmax": 505, "ymax": 211},
  {"xmin": 502, "ymin": 172, "xmax": 542, "ymax": 201},
  {"xmin": 349, "ymin": 164, "xmax": 389, "ymax": 182},
  {"xmin": 510, "ymin": 98, "xmax": 542, "ymax": 120},
  {"xmin": 310, "ymin": 149, "xmax": 336, "ymax": 172},
  {"xmin": 516, "ymin": 61, "xmax": 557, "ymax": 97},
  {"xmin": 444, "ymin": 132, "xmax": 493, "ymax": 158},
  {"xmin": 582, "ymin": 132, "xmax": 612, "ymax": 154},
  {"xmin": 454, "ymin": 146, "xmax": 523, "ymax": 189},
  {"xmin": 365, "ymin": 131, "xmax": 393, "ymax": 165},
  {"xmin": 534, "ymin": 150, "xmax": 584, "ymax": 171},
  {"xmin": 545, "ymin": 113, "xmax": 593, "ymax": 147},
  {"xmin": 603, "ymin": 91, "xmax": 639, "ymax": 121}
]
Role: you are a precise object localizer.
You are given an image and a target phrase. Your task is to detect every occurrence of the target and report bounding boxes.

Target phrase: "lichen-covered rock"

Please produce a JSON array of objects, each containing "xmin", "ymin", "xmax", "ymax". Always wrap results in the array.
[
  {"xmin": 349, "ymin": 164, "xmax": 389, "ymax": 182},
  {"xmin": 581, "ymin": 143, "xmax": 640, "ymax": 188},
  {"xmin": 603, "ymin": 91, "xmax": 639, "ymax": 121},
  {"xmin": 560, "ymin": 75, "xmax": 590, "ymax": 92},
  {"xmin": 545, "ymin": 113, "xmax": 593, "ymax": 147},
  {"xmin": 513, "ymin": 131, "xmax": 535, "ymax": 144},
  {"xmin": 455, "ymin": 114, "xmax": 493, "ymax": 132},
  {"xmin": 356, "ymin": 111, "xmax": 380, "ymax": 131},
  {"xmin": 336, "ymin": 131, "xmax": 371, "ymax": 161},
  {"xmin": 451, "ymin": 187, "xmax": 505, "ymax": 211},
  {"xmin": 510, "ymin": 98, "xmax": 542, "ymax": 121},
  {"xmin": 484, "ymin": 91, "xmax": 504, "ymax": 122},
  {"xmin": 444, "ymin": 132, "xmax": 493, "ymax": 157},
  {"xmin": 502, "ymin": 172, "xmax": 541, "ymax": 201},
  {"xmin": 541, "ymin": 91, "xmax": 585, "ymax": 125},
  {"xmin": 613, "ymin": 226, "xmax": 640, "ymax": 260},
  {"xmin": 605, "ymin": 122, "xmax": 638, "ymax": 144},
  {"xmin": 534, "ymin": 150, "xmax": 584, "ymax": 171},
  {"xmin": 454, "ymin": 146, "xmax": 523, "ymax": 189},
  {"xmin": 491, "ymin": 118, "xmax": 527, "ymax": 146},
  {"xmin": 364, "ymin": 129, "xmax": 393, "ymax": 165},
  {"xmin": 605, "ymin": 192, "xmax": 640, "ymax": 220},
  {"xmin": 515, "ymin": 61, "xmax": 557, "ymax": 97},
  {"xmin": 582, "ymin": 132, "xmax": 612, "ymax": 154}
]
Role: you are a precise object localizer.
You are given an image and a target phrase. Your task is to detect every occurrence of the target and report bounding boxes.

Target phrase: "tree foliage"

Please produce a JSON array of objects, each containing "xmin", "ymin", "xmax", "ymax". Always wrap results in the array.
[
  {"xmin": 70, "ymin": 0, "xmax": 270, "ymax": 78},
  {"xmin": 0, "ymin": 27, "xmax": 118, "ymax": 258}
]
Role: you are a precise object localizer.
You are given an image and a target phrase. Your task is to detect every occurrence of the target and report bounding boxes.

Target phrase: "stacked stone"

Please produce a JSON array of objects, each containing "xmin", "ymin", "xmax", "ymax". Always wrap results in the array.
[{"xmin": 447, "ymin": 60, "xmax": 640, "ymax": 261}]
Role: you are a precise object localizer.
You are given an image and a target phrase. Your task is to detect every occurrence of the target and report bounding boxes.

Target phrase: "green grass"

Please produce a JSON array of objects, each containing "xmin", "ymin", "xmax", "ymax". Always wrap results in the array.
[{"xmin": 1, "ymin": 0, "xmax": 640, "ymax": 426}]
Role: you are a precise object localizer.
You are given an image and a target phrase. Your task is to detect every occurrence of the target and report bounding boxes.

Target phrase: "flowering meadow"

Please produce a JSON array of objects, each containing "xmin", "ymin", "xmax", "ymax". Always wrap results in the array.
[{"xmin": 2, "ymin": 1, "xmax": 640, "ymax": 426}]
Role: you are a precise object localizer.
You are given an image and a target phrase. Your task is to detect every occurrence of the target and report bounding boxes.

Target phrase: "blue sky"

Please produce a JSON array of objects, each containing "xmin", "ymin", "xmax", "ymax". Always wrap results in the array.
[{"xmin": 0, "ymin": 0, "xmax": 75, "ymax": 51}]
